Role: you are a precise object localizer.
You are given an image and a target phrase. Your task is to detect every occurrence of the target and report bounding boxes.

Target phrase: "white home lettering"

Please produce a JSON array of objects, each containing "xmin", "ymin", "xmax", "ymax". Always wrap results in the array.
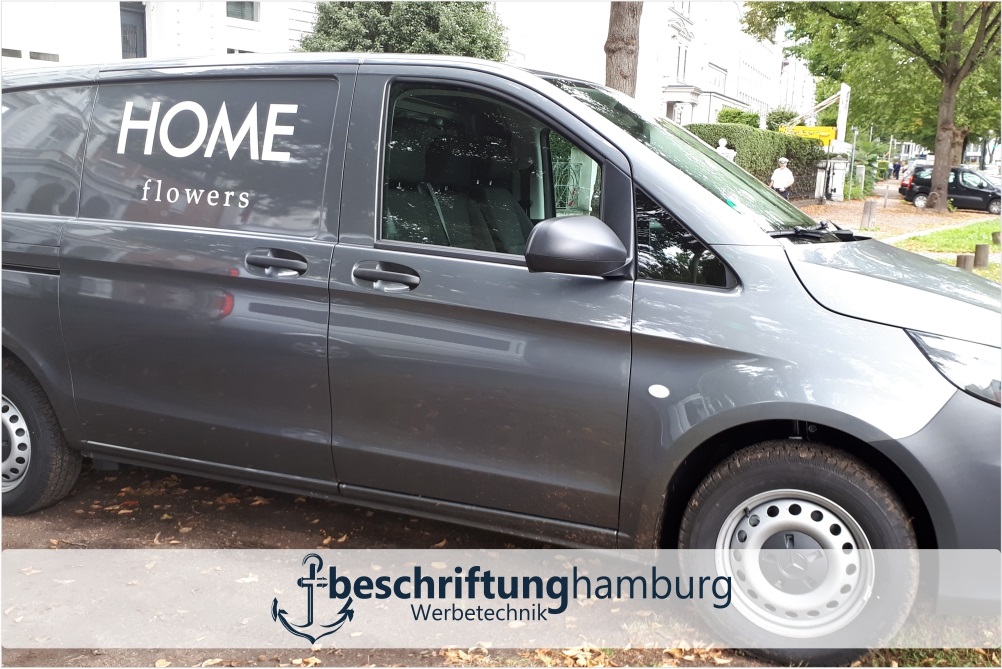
[{"xmin": 118, "ymin": 101, "xmax": 298, "ymax": 162}]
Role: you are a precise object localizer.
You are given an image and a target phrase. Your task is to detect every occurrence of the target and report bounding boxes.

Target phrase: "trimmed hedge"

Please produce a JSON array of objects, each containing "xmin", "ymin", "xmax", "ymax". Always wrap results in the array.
[
  {"xmin": 686, "ymin": 122, "xmax": 826, "ymax": 199},
  {"xmin": 716, "ymin": 107, "xmax": 760, "ymax": 127}
]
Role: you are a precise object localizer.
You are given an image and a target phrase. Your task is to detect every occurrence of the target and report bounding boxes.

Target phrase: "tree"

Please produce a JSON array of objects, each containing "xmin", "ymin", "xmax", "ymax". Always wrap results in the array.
[
  {"xmin": 605, "ymin": 2, "xmax": 644, "ymax": 96},
  {"xmin": 744, "ymin": 2, "xmax": 1000, "ymax": 211},
  {"xmin": 300, "ymin": 2, "xmax": 508, "ymax": 62},
  {"xmin": 766, "ymin": 108, "xmax": 798, "ymax": 131}
]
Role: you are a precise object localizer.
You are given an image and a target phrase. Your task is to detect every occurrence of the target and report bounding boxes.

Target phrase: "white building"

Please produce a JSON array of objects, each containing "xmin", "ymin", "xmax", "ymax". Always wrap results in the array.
[
  {"xmin": 495, "ymin": 1, "xmax": 815, "ymax": 125},
  {"xmin": 1, "ymin": 1, "xmax": 316, "ymax": 71},
  {"xmin": 1, "ymin": 1, "xmax": 814, "ymax": 129}
]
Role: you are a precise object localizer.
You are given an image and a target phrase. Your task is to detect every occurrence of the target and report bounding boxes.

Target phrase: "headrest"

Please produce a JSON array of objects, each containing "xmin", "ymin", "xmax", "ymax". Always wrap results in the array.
[
  {"xmin": 425, "ymin": 135, "xmax": 476, "ymax": 190},
  {"xmin": 385, "ymin": 123, "xmax": 426, "ymax": 185},
  {"xmin": 475, "ymin": 136, "xmax": 515, "ymax": 185}
]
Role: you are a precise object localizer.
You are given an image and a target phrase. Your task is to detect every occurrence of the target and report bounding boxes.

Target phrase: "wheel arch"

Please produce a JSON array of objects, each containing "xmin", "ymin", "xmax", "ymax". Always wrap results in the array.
[
  {"xmin": 1, "ymin": 338, "xmax": 81, "ymax": 445},
  {"xmin": 656, "ymin": 419, "xmax": 937, "ymax": 551}
]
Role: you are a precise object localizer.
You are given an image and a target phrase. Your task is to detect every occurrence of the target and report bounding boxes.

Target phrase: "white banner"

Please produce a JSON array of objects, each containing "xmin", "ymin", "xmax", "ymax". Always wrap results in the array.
[{"xmin": 2, "ymin": 549, "xmax": 997, "ymax": 650}]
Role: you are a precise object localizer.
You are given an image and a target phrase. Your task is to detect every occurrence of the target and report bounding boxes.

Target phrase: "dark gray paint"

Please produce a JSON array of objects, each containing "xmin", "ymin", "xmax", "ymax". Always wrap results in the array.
[
  {"xmin": 1, "ymin": 54, "xmax": 998, "ymax": 560},
  {"xmin": 59, "ymin": 223, "xmax": 336, "ymax": 478}
]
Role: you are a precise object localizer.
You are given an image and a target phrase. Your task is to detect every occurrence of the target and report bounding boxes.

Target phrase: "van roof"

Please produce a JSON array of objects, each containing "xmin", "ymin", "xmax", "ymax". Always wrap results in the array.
[{"xmin": 1, "ymin": 52, "xmax": 577, "ymax": 91}]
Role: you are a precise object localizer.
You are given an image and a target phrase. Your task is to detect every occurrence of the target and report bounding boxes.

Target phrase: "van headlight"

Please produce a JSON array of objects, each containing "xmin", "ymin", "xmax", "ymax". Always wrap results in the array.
[{"xmin": 908, "ymin": 331, "xmax": 1001, "ymax": 406}]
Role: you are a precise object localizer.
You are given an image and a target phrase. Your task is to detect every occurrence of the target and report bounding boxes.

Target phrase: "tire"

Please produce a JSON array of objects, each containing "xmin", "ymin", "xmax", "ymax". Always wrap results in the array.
[
  {"xmin": 912, "ymin": 193, "xmax": 929, "ymax": 208},
  {"xmin": 678, "ymin": 441, "xmax": 918, "ymax": 666},
  {"xmin": 2, "ymin": 357, "xmax": 81, "ymax": 514},
  {"xmin": 988, "ymin": 199, "xmax": 1000, "ymax": 215}
]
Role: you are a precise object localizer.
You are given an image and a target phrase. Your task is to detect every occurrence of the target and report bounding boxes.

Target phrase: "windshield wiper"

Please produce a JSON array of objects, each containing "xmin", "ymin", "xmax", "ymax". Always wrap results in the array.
[
  {"xmin": 767, "ymin": 226, "xmax": 828, "ymax": 239},
  {"xmin": 769, "ymin": 220, "xmax": 858, "ymax": 242}
]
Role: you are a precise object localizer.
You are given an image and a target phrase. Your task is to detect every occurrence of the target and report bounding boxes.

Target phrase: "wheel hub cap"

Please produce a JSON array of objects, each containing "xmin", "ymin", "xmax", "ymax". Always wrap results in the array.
[
  {"xmin": 716, "ymin": 489, "xmax": 874, "ymax": 638},
  {"xmin": 1, "ymin": 394, "xmax": 31, "ymax": 492}
]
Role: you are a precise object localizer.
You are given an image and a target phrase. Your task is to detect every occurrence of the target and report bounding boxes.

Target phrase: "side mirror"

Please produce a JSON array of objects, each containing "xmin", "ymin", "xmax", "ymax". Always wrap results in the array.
[{"xmin": 524, "ymin": 215, "xmax": 629, "ymax": 277}]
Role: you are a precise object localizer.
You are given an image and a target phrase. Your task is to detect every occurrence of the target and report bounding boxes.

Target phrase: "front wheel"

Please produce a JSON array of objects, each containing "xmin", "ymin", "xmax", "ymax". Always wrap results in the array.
[
  {"xmin": 912, "ymin": 193, "xmax": 929, "ymax": 208},
  {"xmin": 678, "ymin": 441, "xmax": 917, "ymax": 666},
  {"xmin": 2, "ymin": 357, "xmax": 81, "ymax": 514},
  {"xmin": 988, "ymin": 198, "xmax": 1000, "ymax": 215}
]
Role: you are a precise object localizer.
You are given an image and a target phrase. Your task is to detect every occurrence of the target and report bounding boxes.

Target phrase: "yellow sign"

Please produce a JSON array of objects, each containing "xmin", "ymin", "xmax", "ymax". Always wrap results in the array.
[{"xmin": 780, "ymin": 126, "xmax": 837, "ymax": 146}]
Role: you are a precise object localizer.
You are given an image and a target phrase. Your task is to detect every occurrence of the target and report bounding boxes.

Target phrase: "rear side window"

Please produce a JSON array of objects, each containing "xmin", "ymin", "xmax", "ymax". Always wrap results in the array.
[
  {"xmin": 2, "ymin": 86, "xmax": 95, "ymax": 216},
  {"xmin": 81, "ymin": 78, "xmax": 338, "ymax": 236}
]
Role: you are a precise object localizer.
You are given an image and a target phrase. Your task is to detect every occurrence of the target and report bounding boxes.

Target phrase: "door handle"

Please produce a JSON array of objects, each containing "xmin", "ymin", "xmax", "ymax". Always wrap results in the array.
[
  {"xmin": 245, "ymin": 250, "xmax": 308, "ymax": 276},
  {"xmin": 352, "ymin": 266, "xmax": 420, "ymax": 288}
]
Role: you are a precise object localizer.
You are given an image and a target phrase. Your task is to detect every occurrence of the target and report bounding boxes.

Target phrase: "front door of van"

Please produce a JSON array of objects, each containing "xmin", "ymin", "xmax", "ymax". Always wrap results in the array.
[
  {"xmin": 327, "ymin": 70, "xmax": 634, "ymax": 529},
  {"xmin": 59, "ymin": 70, "xmax": 353, "ymax": 489}
]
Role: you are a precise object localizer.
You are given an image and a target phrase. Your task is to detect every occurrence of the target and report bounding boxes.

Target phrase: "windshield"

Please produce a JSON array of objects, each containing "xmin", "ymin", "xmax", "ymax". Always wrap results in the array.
[{"xmin": 543, "ymin": 77, "xmax": 820, "ymax": 232}]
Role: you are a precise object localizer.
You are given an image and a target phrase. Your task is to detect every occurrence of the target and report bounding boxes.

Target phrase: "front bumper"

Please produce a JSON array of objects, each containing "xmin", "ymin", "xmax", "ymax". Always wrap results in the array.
[{"xmin": 875, "ymin": 389, "xmax": 1000, "ymax": 613}]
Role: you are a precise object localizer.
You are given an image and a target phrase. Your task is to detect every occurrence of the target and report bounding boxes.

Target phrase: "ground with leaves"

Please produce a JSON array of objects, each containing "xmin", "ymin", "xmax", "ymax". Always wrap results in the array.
[{"xmin": 4, "ymin": 463, "xmax": 998, "ymax": 667}]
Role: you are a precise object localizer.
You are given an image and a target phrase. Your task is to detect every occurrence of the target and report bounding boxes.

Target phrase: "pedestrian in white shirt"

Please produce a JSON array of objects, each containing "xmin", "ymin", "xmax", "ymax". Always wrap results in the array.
[{"xmin": 769, "ymin": 157, "xmax": 794, "ymax": 200}]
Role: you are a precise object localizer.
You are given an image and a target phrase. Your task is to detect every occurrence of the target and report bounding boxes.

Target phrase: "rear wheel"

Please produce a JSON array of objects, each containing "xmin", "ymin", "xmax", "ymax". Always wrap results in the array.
[
  {"xmin": 679, "ymin": 441, "xmax": 918, "ymax": 666},
  {"xmin": 912, "ymin": 193, "xmax": 929, "ymax": 208},
  {"xmin": 988, "ymin": 198, "xmax": 1000, "ymax": 215},
  {"xmin": 2, "ymin": 358, "xmax": 81, "ymax": 514}
]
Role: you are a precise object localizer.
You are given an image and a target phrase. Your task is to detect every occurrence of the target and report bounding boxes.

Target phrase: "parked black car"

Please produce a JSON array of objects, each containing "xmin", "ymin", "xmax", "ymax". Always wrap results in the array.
[{"xmin": 899, "ymin": 165, "xmax": 1002, "ymax": 213}]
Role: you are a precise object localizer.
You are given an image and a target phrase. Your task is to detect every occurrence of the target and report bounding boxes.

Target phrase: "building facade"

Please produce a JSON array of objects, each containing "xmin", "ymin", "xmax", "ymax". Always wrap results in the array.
[
  {"xmin": 495, "ymin": 1, "xmax": 815, "ymax": 125},
  {"xmin": 1, "ymin": 1, "xmax": 316, "ymax": 71}
]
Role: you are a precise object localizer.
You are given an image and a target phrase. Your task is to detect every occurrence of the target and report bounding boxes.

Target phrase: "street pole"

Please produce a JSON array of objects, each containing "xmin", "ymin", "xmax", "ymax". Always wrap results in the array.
[{"xmin": 849, "ymin": 126, "xmax": 858, "ymax": 198}]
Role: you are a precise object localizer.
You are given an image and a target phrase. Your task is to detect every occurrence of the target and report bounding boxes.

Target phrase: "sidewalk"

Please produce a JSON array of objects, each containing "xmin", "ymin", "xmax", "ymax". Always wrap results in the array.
[{"xmin": 797, "ymin": 180, "xmax": 995, "ymax": 241}]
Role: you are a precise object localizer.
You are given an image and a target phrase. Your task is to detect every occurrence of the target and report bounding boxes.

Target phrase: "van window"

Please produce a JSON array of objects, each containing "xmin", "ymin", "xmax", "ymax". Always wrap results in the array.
[
  {"xmin": 636, "ymin": 189, "xmax": 728, "ymax": 287},
  {"xmin": 544, "ymin": 77, "xmax": 820, "ymax": 234},
  {"xmin": 381, "ymin": 83, "xmax": 602, "ymax": 255},
  {"xmin": 2, "ymin": 86, "xmax": 94, "ymax": 216},
  {"xmin": 81, "ymin": 79, "xmax": 338, "ymax": 235}
]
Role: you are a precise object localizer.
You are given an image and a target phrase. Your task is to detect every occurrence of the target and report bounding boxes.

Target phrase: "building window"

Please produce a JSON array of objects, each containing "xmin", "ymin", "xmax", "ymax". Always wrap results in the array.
[
  {"xmin": 2, "ymin": 48, "xmax": 22, "ymax": 58},
  {"xmin": 120, "ymin": 2, "xmax": 147, "ymax": 59},
  {"xmin": 227, "ymin": 2, "xmax": 259, "ymax": 21},
  {"xmin": 707, "ymin": 64, "xmax": 727, "ymax": 91},
  {"xmin": 28, "ymin": 52, "xmax": 59, "ymax": 62},
  {"xmin": 227, "ymin": 48, "xmax": 254, "ymax": 54}
]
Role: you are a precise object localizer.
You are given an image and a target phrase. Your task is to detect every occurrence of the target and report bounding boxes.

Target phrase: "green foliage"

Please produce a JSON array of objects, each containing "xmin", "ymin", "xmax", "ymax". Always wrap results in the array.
[
  {"xmin": 716, "ymin": 107, "xmax": 760, "ymax": 127},
  {"xmin": 686, "ymin": 122, "xmax": 826, "ymax": 186},
  {"xmin": 743, "ymin": 2, "xmax": 1001, "ymax": 148},
  {"xmin": 876, "ymin": 159, "xmax": 889, "ymax": 179},
  {"xmin": 300, "ymin": 2, "xmax": 508, "ymax": 61},
  {"xmin": 766, "ymin": 108, "xmax": 798, "ymax": 131},
  {"xmin": 894, "ymin": 220, "xmax": 1002, "ymax": 254}
]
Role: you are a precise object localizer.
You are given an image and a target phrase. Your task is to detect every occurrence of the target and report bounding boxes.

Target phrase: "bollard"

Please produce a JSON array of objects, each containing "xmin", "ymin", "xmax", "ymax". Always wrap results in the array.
[
  {"xmin": 992, "ymin": 231, "xmax": 1000, "ymax": 245},
  {"xmin": 957, "ymin": 254, "xmax": 975, "ymax": 271},
  {"xmin": 974, "ymin": 244, "xmax": 990, "ymax": 267},
  {"xmin": 860, "ymin": 200, "xmax": 875, "ymax": 229}
]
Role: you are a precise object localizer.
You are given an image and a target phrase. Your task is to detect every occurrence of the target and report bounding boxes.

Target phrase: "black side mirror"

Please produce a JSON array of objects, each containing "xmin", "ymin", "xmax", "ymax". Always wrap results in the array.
[{"xmin": 524, "ymin": 215, "xmax": 629, "ymax": 277}]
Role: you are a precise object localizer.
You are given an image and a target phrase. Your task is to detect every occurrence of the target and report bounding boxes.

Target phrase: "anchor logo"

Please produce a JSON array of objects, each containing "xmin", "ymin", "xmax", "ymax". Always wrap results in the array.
[{"xmin": 272, "ymin": 553, "xmax": 354, "ymax": 644}]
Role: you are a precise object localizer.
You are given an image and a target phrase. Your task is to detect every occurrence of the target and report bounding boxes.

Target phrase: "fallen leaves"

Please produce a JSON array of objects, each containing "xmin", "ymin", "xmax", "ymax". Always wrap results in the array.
[
  {"xmin": 154, "ymin": 659, "xmax": 171, "ymax": 668},
  {"xmin": 290, "ymin": 658, "xmax": 321, "ymax": 667}
]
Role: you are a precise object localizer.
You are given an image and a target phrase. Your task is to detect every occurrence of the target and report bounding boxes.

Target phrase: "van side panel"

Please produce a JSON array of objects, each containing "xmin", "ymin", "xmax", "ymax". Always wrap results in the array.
[
  {"xmin": 58, "ymin": 74, "xmax": 348, "ymax": 482},
  {"xmin": 2, "ymin": 85, "xmax": 96, "ymax": 443}
]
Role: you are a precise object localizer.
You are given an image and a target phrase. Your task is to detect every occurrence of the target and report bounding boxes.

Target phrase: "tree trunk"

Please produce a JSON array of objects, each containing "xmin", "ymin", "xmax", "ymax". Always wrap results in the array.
[
  {"xmin": 928, "ymin": 78, "xmax": 960, "ymax": 211},
  {"xmin": 604, "ymin": 2, "xmax": 644, "ymax": 96},
  {"xmin": 951, "ymin": 127, "xmax": 968, "ymax": 166}
]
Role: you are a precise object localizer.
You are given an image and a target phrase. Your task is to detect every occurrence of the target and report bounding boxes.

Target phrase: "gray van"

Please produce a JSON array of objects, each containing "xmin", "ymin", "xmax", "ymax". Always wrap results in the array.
[{"xmin": 2, "ymin": 54, "xmax": 999, "ymax": 662}]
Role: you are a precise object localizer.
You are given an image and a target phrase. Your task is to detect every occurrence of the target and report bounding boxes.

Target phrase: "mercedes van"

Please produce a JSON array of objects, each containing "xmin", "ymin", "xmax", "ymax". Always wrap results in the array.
[{"xmin": 2, "ymin": 54, "xmax": 999, "ymax": 662}]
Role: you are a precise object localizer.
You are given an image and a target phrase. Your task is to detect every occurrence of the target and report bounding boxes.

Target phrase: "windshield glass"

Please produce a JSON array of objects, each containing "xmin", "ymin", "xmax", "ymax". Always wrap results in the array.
[{"xmin": 543, "ymin": 77, "xmax": 820, "ymax": 232}]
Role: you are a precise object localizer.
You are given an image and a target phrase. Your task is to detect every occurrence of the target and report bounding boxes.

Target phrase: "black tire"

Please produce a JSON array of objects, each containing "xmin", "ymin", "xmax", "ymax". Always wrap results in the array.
[
  {"xmin": 678, "ymin": 441, "xmax": 918, "ymax": 667},
  {"xmin": 912, "ymin": 192, "xmax": 929, "ymax": 208},
  {"xmin": 2, "ymin": 357, "xmax": 81, "ymax": 514},
  {"xmin": 988, "ymin": 198, "xmax": 1000, "ymax": 215}
]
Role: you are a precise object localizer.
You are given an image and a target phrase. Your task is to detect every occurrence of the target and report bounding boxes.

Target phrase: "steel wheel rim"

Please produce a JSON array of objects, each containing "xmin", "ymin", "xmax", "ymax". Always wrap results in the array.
[
  {"xmin": 914, "ymin": 195, "xmax": 928, "ymax": 208},
  {"xmin": 990, "ymin": 200, "xmax": 1000, "ymax": 215},
  {"xmin": 1, "ymin": 394, "xmax": 32, "ymax": 492},
  {"xmin": 715, "ymin": 489, "xmax": 874, "ymax": 638}
]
